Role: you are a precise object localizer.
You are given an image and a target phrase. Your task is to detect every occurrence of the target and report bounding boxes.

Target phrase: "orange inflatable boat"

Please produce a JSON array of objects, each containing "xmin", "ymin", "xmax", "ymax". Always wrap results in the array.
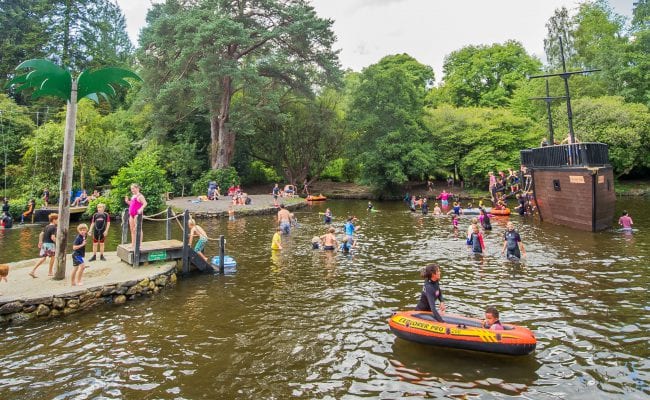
[
  {"xmin": 306, "ymin": 194, "xmax": 327, "ymax": 201},
  {"xmin": 488, "ymin": 207, "xmax": 511, "ymax": 216},
  {"xmin": 389, "ymin": 311, "xmax": 536, "ymax": 355}
]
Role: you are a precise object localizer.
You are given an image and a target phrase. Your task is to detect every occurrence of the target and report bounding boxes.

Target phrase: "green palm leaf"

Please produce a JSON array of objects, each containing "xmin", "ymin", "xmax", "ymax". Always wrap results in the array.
[
  {"xmin": 77, "ymin": 67, "xmax": 141, "ymax": 103},
  {"xmin": 5, "ymin": 59, "xmax": 72, "ymax": 101}
]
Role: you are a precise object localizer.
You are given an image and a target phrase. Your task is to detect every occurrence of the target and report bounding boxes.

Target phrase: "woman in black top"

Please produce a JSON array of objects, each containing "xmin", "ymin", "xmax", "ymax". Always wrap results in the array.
[{"xmin": 415, "ymin": 263, "xmax": 446, "ymax": 322}]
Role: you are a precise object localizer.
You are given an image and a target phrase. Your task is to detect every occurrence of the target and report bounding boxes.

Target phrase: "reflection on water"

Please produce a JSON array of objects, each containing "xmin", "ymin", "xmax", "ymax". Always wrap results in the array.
[{"xmin": 0, "ymin": 198, "xmax": 649, "ymax": 398}]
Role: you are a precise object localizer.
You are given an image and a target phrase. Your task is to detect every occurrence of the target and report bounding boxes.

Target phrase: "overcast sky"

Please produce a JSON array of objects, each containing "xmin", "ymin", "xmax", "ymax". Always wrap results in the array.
[{"xmin": 115, "ymin": 0, "xmax": 634, "ymax": 81}]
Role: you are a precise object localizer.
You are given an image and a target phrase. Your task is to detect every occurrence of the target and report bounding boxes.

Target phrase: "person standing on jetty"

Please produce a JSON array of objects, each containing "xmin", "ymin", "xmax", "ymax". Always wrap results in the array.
[
  {"xmin": 70, "ymin": 224, "xmax": 90, "ymax": 286},
  {"xmin": 124, "ymin": 183, "xmax": 147, "ymax": 248},
  {"xmin": 29, "ymin": 213, "xmax": 58, "ymax": 278},
  {"xmin": 277, "ymin": 204, "xmax": 292, "ymax": 235},
  {"xmin": 89, "ymin": 203, "xmax": 110, "ymax": 261}
]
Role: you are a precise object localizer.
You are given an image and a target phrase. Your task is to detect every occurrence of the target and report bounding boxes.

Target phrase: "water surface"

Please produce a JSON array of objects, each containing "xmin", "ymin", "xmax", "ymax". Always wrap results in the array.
[{"xmin": 0, "ymin": 198, "xmax": 648, "ymax": 398}]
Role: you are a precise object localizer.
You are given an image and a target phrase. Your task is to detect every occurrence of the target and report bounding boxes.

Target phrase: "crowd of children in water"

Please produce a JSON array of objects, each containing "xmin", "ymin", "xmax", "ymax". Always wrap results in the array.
[{"xmin": 0, "ymin": 171, "xmax": 638, "ymax": 309}]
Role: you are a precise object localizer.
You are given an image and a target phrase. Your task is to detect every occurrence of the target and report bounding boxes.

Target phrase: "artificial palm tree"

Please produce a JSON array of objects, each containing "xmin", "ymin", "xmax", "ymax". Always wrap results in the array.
[{"xmin": 6, "ymin": 59, "xmax": 140, "ymax": 280}]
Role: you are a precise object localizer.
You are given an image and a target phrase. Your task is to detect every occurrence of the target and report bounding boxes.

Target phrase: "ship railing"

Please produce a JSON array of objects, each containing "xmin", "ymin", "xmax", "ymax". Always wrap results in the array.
[{"xmin": 520, "ymin": 142, "xmax": 609, "ymax": 168}]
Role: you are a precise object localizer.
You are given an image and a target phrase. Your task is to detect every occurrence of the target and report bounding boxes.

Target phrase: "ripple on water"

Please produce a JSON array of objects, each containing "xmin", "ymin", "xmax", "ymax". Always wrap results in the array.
[{"xmin": 0, "ymin": 199, "xmax": 649, "ymax": 398}]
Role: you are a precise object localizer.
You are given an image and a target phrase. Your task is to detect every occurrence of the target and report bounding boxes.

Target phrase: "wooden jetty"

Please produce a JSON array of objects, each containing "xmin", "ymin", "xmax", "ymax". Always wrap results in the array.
[
  {"xmin": 119, "ymin": 208, "xmax": 225, "ymax": 274},
  {"xmin": 34, "ymin": 206, "xmax": 87, "ymax": 222}
]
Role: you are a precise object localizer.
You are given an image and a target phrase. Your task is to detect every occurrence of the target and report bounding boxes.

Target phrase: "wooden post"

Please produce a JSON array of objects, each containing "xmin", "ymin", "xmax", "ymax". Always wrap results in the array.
[
  {"xmin": 121, "ymin": 208, "xmax": 128, "ymax": 244},
  {"xmin": 133, "ymin": 214, "xmax": 142, "ymax": 267},
  {"xmin": 166, "ymin": 207, "xmax": 172, "ymax": 240},
  {"xmin": 53, "ymin": 80, "xmax": 77, "ymax": 281},
  {"xmin": 219, "ymin": 235, "xmax": 225, "ymax": 274},
  {"xmin": 182, "ymin": 209, "xmax": 189, "ymax": 274}
]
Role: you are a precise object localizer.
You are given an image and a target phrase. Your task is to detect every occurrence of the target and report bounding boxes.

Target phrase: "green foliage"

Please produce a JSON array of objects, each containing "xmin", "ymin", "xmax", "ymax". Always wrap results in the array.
[
  {"xmin": 248, "ymin": 90, "xmax": 347, "ymax": 184},
  {"xmin": 0, "ymin": 0, "xmax": 51, "ymax": 87},
  {"xmin": 543, "ymin": 7, "xmax": 578, "ymax": 70},
  {"xmin": 109, "ymin": 150, "xmax": 171, "ymax": 213},
  {"xmin": 348, "ymin": 54, "xmax": 437, "ymax": 190},
  {"xmin": 6, "ymin": 195, "xmax": 33, "ymax": 220},
  {"xmin": 46, "ymin": 0, "xmax": 134, "ymax": 72},
  {"xmin": 85, "ymin": 196, "xmax": 119, "ymax": 217},
  {"xmin": 0, "ymin": 94, "xmax": 36, "ymax": 187},
  {"xmin": 553, "ymin": 96, "xmax": 650, "ymax": 176},
  {"xmin": 321, "ymin": 158, "xmax": 345, "ymax": 182},
  {"xmin": 321, "ymin": 157, "xmax": 361, "ymax": 183},
  {"xmin": 138, "ymin": 0, "xmax": 341, "ymax": 167},
  {"xmin": 191, "ymin": 167, "xmax": 240, "ymax": 197},
  {"xmin": 424, "ymin": 105, "xmax": 540, "ymax": 185},
  {"xmin": 440, "ymin": 41, "xmax": 542, "ymax": 108},
  {"xmin": 242, "ymin": 161, "xmax": 281, "ymax": 186}
]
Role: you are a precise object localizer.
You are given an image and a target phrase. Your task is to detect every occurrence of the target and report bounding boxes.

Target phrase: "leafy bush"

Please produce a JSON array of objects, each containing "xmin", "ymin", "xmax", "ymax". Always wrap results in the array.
[
  {"xmin": 341, "ymin": 159, "xmax": 361, "ymax": 182},
  {"xmin": 6, "ymin": 196, "xmax": 33, "ymax": 221},
  {"xmin": 242, "ymin": 161, "xmax": 281, "ymax": 186},
  {"xmin": 192, "ymin": 167, "xmax": 240, "ymax": 196},
  {"xmin": 85, "ymin": 196, "xmax": 120, "ymax": 218},
  {"xmin": 109, "ymin": 150, "xmax": 172, "ymax": 213},
  {"xmin": 321, "ymin": 158, "xmax": 344, "ymax": 182},
  {"xmin": 321, "ymin": 158, "xmax": 361, "ymax": 182}
]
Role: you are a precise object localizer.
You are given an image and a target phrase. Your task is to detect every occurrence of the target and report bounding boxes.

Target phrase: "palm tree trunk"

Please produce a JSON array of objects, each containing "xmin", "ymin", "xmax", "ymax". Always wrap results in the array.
[{"xmin": 54, "ymin": 79, "xmax": 77, "ymax": 281}]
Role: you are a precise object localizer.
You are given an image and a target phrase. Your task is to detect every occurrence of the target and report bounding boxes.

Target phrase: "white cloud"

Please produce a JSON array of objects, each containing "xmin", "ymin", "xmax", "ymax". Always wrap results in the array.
[{"xmin": 115, "ymin": 0, "xmax": 635, "ymax": 80}]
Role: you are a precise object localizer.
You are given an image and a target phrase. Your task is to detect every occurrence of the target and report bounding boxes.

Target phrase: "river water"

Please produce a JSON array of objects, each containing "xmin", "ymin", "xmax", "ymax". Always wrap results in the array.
[{"xmin": 0, "ymin": 199, "xmax": 648, "ymax": 399}]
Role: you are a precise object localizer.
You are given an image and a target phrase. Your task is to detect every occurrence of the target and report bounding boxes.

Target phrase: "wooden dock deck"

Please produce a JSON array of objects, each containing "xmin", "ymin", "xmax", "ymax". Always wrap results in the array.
[{"xmin": 117, "ymin": 239, "xmax": 184, "ymax": 265}]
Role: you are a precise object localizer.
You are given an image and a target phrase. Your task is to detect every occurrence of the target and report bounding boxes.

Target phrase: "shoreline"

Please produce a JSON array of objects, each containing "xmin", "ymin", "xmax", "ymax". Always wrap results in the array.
[{"xmin": 0, "ymin": 253, "xmax": 179, "ymax": 324}]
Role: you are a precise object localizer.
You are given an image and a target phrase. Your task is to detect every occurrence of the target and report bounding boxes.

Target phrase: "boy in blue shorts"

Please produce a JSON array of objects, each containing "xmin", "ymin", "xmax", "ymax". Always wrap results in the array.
[
  {"xmin": 188, "ymin": 219, "xmax": 209, "ymax": 262},
  {"xmin": 71, "ymin": 224, "xmax": 90, "ymax": 286}
]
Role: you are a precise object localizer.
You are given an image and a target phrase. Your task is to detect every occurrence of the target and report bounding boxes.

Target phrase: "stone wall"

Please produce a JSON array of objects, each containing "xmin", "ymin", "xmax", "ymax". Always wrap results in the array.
[{"xmin": 0, "ymin": 267, "xmax": 178, "ymax": 324}]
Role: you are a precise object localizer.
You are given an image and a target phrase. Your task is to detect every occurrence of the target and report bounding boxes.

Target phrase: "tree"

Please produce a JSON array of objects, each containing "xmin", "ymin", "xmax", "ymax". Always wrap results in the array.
[
  {"xmin": 440, "ymin": 41, "xmax": 542, "ymax": 108},
  {"xmin": 5, "ymin": 58, "xmax": 140, "ymax": 280},
  {"xmin": 544, "ymin": 7, "xmax": 578, "ymax": 70},
  {"xmin": 246, "ymin": 89, "xmax": 346, "ymax": 186},
  {"xmin": 138, "ymin": 0, "xmax": 341, "ymax": 169},
  {"xmin": 0, "ymin": 0, "xmax": 51, "ymax": 86},
  {"xmin": 348, "ymin": 54, "xmax": 437, "ymax": 191},
  {"xmin": 424, "ymin": 105, "xmax": 540, "ymax": 185},
  {"xmin": 0, "ymin": 94, "xmax": 36, "ymax": 191},
  {"xmin": 45, "ymin": 0, "xmax": 133, "ymax": 71},
  {"xmin": 553, "ymin": 96, "xmax": 650, "ymax": 176}
]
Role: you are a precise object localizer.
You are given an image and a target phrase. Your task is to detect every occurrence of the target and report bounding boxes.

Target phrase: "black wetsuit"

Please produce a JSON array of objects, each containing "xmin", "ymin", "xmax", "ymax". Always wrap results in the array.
[
  {"xmin": 504, "ymin": 230, "xmax": 522, "ymax": 260},
  {"xmin": 518, "ymin": 197, "xmax": 526, "ymax": 216},
  {"xmin": 422, "ymin": 202, "xmax": 428, "ymax": 215},
  {"xmin": 415, "ymin": 279, "xmax": 444, "ymax": 322}
]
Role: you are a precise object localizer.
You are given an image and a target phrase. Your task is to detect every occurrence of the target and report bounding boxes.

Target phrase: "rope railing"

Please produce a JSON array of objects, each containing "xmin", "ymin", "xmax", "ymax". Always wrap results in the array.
[{"xmin": 118, "ymin": 206, "xmax": 227, "ymax": 273}]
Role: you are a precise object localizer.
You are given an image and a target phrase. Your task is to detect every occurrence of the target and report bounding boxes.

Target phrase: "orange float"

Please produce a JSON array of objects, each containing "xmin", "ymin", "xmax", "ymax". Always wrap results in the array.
[
  {"xmin": 489, "ymin": 207, "xmax": 511, "ymax": 216},
  {"xmin": 389, "ymin": 311, "xmax": 536, "ymax": 355},
  {"xmin": 306, "ymin": 194, "xmax": 327, "ymax": 201}
]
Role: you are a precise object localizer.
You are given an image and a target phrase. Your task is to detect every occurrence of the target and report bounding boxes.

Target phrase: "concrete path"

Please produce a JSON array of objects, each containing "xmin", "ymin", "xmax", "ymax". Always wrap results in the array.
[
  {"xmin": 0, "ymin": 252, "xmax": 175, "ymax": 302},
  {"xmin": 166, "ymin": 194, "xmax": 306, "ymax": 218}
]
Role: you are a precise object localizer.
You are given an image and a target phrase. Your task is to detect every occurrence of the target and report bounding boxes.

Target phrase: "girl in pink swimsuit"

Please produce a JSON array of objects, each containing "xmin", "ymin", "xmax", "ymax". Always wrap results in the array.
[{"xmin": 124, "ymin": 183, "xmax": 147, "ymax": 247}]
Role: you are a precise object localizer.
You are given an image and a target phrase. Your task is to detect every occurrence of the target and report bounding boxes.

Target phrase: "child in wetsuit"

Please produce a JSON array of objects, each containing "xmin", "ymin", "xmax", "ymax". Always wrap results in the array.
[
  {"xmin": 415, "ymin": 264, "xmax": 446, "ymax": 322},
  {"xmin": 468, "ymin": 225, "xmax": 486, "ymax": 254}
]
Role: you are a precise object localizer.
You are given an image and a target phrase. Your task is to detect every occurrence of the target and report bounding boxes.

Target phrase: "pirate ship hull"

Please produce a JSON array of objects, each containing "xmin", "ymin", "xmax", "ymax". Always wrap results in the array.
[{"xmin": 521, "ymin": 143, "xmax": 615, "ymax": 232}]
